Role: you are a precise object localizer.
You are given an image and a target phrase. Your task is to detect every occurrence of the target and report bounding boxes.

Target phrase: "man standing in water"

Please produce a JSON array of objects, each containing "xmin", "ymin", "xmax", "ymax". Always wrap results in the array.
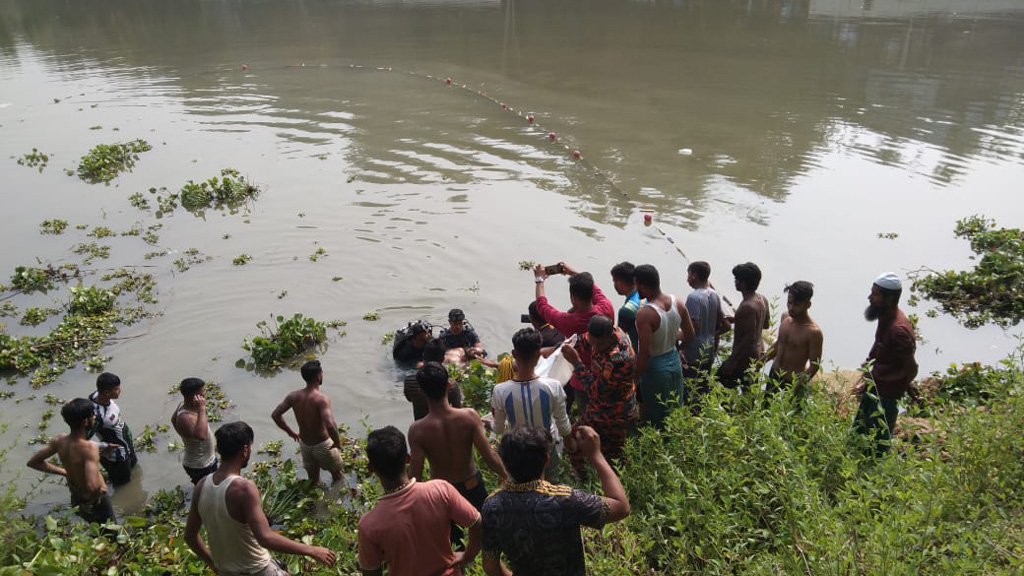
[
  {"xmin": 633, "ymin": 264, "xmax": 694, "ymax": 428},
  {"xmin": 408, "ymin": 362, "xmax": 507, "ymax": 545},
  {"xmin": 171, "ymin": 378, "xmax": 218, "ymax": 485},
  {"xmin": 852, "ymin": 272, "xmax": 918, "ymax": 455},
  {"xmin": 27, "ymin": 398, "xmax": 116, "ymax": 524},
  {"xmin": 761, "ymin": 281, "xmax": 824, "ymax": 400},
  {"xmin": 88, "ymin": 372, "xmax": 137, "ymax": 486},
  {"xmin": 271, "ymin": 360, "xmax": 345, "ymax": 485},
  {"xmin": 719, "ymin": 262, "xmax": 770, "ymax": 390},
  {"xmin": 185, "ymin": 422, "xmax": 336, "ymax": 575}
]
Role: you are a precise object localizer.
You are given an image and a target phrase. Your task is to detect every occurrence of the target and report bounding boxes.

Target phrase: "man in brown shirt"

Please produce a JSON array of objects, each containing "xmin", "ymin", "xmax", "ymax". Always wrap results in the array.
[{"xmin": 852, "ymin": 272, "xmax": 918, "ymax": 455}]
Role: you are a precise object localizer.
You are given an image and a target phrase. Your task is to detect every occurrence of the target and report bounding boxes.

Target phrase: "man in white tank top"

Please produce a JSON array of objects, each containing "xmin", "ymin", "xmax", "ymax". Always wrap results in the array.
[
  {"xmin": 172, "ymin": 377, "xmax": 217, "ymax": 485},
  {"xmin": 185, "ymin": 421, "xmax": 335, "ymax": 576},
  {"xmin": 633, "ymin": 265, "xmax": 695, "ymax": 429}
]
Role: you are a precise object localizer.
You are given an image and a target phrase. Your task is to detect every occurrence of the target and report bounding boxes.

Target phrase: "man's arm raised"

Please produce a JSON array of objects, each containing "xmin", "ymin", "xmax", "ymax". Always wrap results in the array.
[
  {"xmin": 576, "ymin": 426, "xmax": 630, "ymax": 523},
  {"xmin": 270, "ymin": 396, "xmax": 299, "ymax": 442},
  {"xmin": 238, "ymin": 478, "xmax": 336, "ymax": 566}
]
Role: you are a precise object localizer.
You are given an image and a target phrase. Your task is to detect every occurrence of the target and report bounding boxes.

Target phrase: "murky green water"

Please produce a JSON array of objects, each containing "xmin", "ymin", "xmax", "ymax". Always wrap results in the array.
[{"xmin": 1, "ymin": 0, "xmax": 1023, "ymax": 512}]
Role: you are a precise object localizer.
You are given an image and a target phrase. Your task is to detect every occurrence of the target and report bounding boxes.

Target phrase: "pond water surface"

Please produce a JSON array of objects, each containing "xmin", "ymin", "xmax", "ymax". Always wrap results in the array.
[{"xmin": 1, "ymin": 0, "xmax": 1023, "ymax": 513}]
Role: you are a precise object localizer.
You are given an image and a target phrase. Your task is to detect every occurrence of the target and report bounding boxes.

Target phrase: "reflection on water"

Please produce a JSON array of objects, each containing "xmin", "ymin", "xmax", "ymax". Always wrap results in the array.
[{"xmin": 1, "ymin": 0, "xmax": 1022, "ymax": 227}]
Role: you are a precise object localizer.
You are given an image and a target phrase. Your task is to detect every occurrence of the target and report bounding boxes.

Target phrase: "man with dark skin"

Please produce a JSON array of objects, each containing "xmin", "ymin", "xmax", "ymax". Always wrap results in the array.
[
  {"xmin": 852, "ymin": 272, "xmax": 918, "ymax": 455},
  {"xmin": 409, "ymin": 361, "xmax": 507, "ymax": 545},
  {"xmin": 761, "ymin": 281, "xmax": 824, "ymax": 399},
  {"xmin": 185, "ymin": 422, "xmax": 336, "ymax": 575},
  {"xmin": 633, "ymin": 264, "xmax": 695, "ymax": 427},
  {"xmin": 28, "ymin": 398, "xmax": 116, "ymax": 524},
  {"xmin": 719, "ymin": 262, "xmax": 770, "ymax": 390},
  {"xmin": 271, "ymin": 359, "xmax": 344, "ymax": 484}
]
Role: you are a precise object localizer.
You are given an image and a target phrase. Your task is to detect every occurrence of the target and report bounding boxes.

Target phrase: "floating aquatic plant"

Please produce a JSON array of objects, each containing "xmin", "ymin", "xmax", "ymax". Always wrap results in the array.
[
  {"xmin": 17, "ymin": 149, "xmax": 50, "ymax": 172},
  {"xmin": 76, "ymin": 139, "xmax": 152, "ymax": 184},
  {"xmin": 241, "ymin": 313, "xmax": 334, "ymax": 371}
]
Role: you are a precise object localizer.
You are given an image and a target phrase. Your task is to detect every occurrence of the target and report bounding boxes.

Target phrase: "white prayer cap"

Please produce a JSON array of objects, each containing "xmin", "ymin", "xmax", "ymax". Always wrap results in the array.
[{"xmin": 873, "ymin": 272, "xmax": 902, "ymax": 290}]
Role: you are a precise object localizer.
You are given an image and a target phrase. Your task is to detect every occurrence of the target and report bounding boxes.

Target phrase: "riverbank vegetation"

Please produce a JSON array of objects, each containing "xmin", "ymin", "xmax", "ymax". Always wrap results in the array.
[{"xmin": 1, "ymin": 346, "xmax": 1022, "ymax": 574}]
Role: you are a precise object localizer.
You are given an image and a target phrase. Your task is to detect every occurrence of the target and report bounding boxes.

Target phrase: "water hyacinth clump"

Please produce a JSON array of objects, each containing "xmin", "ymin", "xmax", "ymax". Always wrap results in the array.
[{"xmin": 76, "ymin": 139, "xmax": 152, "ymax": 184}]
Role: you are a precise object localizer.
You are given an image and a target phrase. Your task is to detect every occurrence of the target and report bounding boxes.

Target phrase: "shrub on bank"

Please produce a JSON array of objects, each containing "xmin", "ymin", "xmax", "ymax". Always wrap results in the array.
[{"xmin": 3, "ymin": 350, "xmax": 1023, "ymax": 574}]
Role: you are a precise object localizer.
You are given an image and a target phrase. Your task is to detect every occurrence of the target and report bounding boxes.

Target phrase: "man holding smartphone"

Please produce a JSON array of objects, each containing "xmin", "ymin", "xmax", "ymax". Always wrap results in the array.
[{"xmin": 532, "ymin": 262, "xmax": 615, "ymax": 415}]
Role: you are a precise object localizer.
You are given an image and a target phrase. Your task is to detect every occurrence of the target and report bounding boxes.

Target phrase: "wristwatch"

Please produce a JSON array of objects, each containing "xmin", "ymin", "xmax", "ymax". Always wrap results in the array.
[{"xmin": 534, "ymin": 277, "xmax": 544, "ymax": 284}]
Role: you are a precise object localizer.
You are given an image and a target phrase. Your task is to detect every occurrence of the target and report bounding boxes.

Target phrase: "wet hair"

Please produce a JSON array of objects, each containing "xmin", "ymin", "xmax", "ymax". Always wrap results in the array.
[
  {"xmin": 568, "ymin": 272, "xmax": 595, "ymax": 302},
  {"xmin": 180, "ymin": 377, "xmax": 205, "ymax": 398},
  {"xmin": 61, "ymin": 398, "xmax": 94, "ymax": 430},
  {"xmin": 499, "ymin": 427, "xmax": 552, "ymax": 483},
  {"xmin": 417, "ymin": 362, "xmax": 449, "ymax": 400},
  {"xmin": 528, "ymin": 301, "xmax": 542, "ymax": 322},
  {"xmin": 215, "ymin": 421, "xmax": 254, "ymax": 460},
  {"xmin": 732, "ymin": 262, "xmax": 762, "ymax": 291},
  {"xmin": 688, "ymin": 261, "xmax": 711, "ymax": 282},
  {"xmin": 785, "ymin": 281, "xmax": 814, "ymax": 303},
  {"xmin": 96, "ymin": 372, "xmax": 120, "ymax": 393},
  {"xmin": 512, "ymin": 327, "xmax": 543, "ymax": 357},
  {"xmin": 633, "ymin": 264, "xmax": 661, "ymax": 291},
  {"xmin": 422, "ymin": 338, "xmax": 447, "ymax": 363},
  {"xmin": 301, "ymin": 360, "xmax": 322, "ymax": 384},
  {"xmin": 610, "ymin": 262, "xmax": 636, "ymax": 284},
  {"xmin": 587, "ymin": 314, "xmax": 614, "ymax": 339},
  {"xmin": 366, "ymin": 426, "xmax": 407, "ymax": 479}
]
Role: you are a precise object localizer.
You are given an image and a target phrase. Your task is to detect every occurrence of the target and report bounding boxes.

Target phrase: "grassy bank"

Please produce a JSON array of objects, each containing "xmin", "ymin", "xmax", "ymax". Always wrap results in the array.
[{"xmin": 2, "ymin": 349, "xmax": 1023, "ymax": 575}]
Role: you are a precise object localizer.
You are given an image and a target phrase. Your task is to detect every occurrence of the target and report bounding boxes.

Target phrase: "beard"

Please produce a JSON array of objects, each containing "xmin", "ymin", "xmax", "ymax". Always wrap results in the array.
[{"xmin": 864, "ymin": 304, "xmax": 882, "ymax": 321}]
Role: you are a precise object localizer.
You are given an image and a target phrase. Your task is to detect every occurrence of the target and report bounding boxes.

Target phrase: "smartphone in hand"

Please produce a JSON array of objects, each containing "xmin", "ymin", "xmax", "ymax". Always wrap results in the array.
[{"xmin": 543, "ymin": 263, "xmax": 565, "ymax": 276}]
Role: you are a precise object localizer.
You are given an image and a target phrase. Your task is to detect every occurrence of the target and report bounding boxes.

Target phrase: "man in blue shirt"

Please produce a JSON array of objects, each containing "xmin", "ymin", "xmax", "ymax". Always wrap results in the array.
[{"xmin": 609, "ymin": 262, "xmax": 642, "ymax": 351}]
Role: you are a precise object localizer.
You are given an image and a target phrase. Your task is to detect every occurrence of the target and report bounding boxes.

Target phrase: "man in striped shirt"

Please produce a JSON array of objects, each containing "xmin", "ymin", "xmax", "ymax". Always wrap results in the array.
[{"xmin": 491, "ymin": 328, "xmax": 573, "ymax": 480}]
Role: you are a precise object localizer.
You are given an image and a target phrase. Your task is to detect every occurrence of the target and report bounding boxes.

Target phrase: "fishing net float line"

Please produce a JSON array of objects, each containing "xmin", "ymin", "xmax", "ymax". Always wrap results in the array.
[{"xmin": 231, "ymin": 62, "xmax": 733, "ymax": 311}]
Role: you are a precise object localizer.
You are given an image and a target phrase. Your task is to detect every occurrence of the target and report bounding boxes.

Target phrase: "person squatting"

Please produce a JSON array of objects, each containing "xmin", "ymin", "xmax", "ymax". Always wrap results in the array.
[{"xmin": 28, "ymin": 260, "xmax": 915, "ymax": 576}]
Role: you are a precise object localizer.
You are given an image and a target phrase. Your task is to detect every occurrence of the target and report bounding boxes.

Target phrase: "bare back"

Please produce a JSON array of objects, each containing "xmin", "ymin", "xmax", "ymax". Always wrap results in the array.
[
  {"xmin": 408, "ymin": 407, "xmax": 480, "ymax": 483},
  {"xmin": 287, "ymin": 388, "xmax": 332, "ymax": 445},
  {"xmin": 771, "ymin": 314, "xmax": 823, "ymax": 380},
  {"xmin": 56, "ymin": 435, "xmax": 106, "ymax": 501}
]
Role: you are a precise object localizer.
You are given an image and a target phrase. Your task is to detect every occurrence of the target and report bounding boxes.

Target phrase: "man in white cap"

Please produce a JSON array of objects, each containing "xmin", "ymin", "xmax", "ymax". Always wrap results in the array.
[{"xmin": 852, "ymin": 272, "xmax": 918, "ymax": 455}]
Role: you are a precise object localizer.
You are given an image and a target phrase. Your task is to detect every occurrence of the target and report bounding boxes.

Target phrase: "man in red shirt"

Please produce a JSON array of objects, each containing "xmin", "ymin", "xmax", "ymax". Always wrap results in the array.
[
  {"xmin": 358, "ymin": 426, "xmax": 481, "ymax": 576},
  {"xmin": 532, "ymin": 262, "xmax": 615, "ymax": 415},
  {"xmin": 852, "ymin": 272, "xmax": 918, "ymax": 456}
]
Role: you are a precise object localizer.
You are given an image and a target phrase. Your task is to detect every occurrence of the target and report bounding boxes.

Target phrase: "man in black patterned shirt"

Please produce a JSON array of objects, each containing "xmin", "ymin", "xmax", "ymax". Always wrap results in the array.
[{"xmin": 481, "ymin": 426, "xmax": 630, "ymax": 576}]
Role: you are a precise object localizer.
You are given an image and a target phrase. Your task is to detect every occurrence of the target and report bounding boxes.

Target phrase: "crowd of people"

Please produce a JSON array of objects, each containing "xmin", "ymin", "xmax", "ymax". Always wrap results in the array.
[{"xmin": 26, "ymin": 260, "xmax": 918, "ymax": 576}]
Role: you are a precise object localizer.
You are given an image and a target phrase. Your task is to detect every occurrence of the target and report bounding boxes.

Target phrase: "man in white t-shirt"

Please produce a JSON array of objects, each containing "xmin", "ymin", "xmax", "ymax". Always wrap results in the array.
[{"xmin": 491, "ymin": 328, "xmax": 573, "ymax": 480}]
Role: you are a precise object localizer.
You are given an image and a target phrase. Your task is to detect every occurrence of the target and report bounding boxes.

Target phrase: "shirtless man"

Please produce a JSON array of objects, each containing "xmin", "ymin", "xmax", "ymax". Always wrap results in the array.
[
  {"xmin": 271, "ymin": 359, "xmax": 344, "ymax": 484},
  {"xmin": 27, "ymin": 398, "xmax": 116, "ymax": 524},
  {"xmin": 761, "ymin": 281, "xmax": 823, "ymax": 400},
  {"xmin": 409, "ymin": 361, "xmax": 506, "ymax": 545},
  {"xmin": 719, "ymin": 262, "xmax": 770, "ymax": 390}
]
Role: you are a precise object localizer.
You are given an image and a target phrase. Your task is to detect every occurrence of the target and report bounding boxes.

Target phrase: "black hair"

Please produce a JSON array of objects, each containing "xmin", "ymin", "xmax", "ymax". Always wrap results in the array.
[
  {"xmin": 498, "ymin": 427, "xmax": 552, "ymax": 483},
  {"xmin": 61, "ymin": 398, "xmax": 94, "ymax": 430},
  {"xmin": 215, "ymin": 421, "xmax": 254, "ymax": 460},
  {"xmin": 512, "ymin": 327, "xmax": 543, "ymax": 357},
  {"xmin": 688, "ymin": 261, "xmax": 711, "ymax": 282},
  {"xmin": 568, "ymin": 272, "xmax": 595, "ymax": 303},
  {"xmin": 417, "ymin": 362, "xmax": 449, "ymax": 400},
  {"xmin": 528, "ymin": 301, "xmax": 542, "ymax": 322},
  {"xmin": 633, "ymin": 264, "xmax": 660, "ymax": 291},
  {"xmin": 785, "ymin": 281, "xmax": 814, "ymax": 303},
  {"xmin": 587, "ymin": 314, "xmax": 614, "ymax": 339},
  {"xmin": 301, "ymin": 360, "xmax": 322, "ymax": 384},
  {"xmin": 610, "ymin": 262, "xmax": 636, "ymax": 283},
  {"xmin": 366, "ymin": 425, "xmax": 407, "ymax": 479},
  {"xmin": 180, "ymin": 377, "xmax": 205, "ymax": 398},
  {"xmin": 422, "ymin": 338, "xmax": 447, "ymax": 363},
  {"xmin": 96, "ymin": 372, "xmax": 120, "ymax": 392},
  {"xmin": 732, "ymin": 262, "xmax": 762, "ymax": 291}
]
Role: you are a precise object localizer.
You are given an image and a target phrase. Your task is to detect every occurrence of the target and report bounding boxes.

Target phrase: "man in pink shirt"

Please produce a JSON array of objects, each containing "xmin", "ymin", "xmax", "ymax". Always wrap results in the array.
[
  {"xmin": 532, "ymin": 262, "xmax": 615, "ymax": 415},
  {"xmin": 358, "ymin": 426, "xmax": 481, "ymax": 576}
]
